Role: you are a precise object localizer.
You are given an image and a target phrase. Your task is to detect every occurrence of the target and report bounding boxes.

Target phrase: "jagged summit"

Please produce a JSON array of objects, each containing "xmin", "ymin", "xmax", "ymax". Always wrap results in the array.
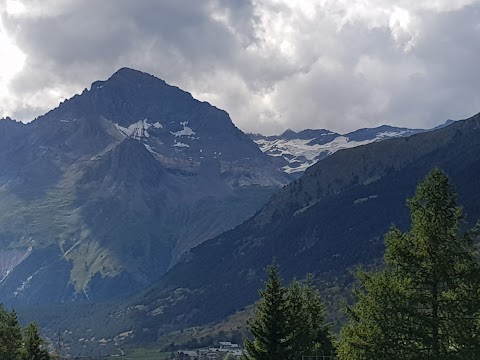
[
  {"xmin": 0, "ymin": 116, "xmax": 18, "ymax": 122},
  {"xmin": 92, "ymin": 67, "xmax": 171, "ymax": 92},
  {"xmin": 0, "ymin": 117, "xmax": 24, "ymax": 131},
  {"xmin": 111, "ymin": 66, "xmax": 155, "ymax": 79},
  {"xmin": 83, "ymin": 68, "xmax": 197, "ymax": 127},
  {"xmin": 280, "ymin": 128, "xmax": 296, "ymax": 137}
]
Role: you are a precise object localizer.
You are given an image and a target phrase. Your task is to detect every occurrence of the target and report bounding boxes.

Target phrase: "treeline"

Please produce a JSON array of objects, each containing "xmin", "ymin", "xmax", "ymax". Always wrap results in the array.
[
  {"xmin": 0, "ymin": 305, "xmax": 50, "ymax": 360},
  {"xmin": 244, "ymin": 169, "xmax": 480, "ymax": 360}
]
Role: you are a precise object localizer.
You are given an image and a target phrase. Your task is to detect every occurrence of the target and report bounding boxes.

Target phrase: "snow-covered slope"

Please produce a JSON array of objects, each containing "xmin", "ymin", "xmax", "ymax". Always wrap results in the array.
[{"xmin": 251, "ymin": 124, "xmax": 452, "ymax": 174}]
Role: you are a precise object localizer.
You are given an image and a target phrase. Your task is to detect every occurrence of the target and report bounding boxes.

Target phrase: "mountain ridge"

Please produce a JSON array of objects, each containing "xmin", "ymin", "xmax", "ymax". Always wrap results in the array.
[{"xmin": 251, "ymin": 121, "xmax": 453, "ymax": 174}]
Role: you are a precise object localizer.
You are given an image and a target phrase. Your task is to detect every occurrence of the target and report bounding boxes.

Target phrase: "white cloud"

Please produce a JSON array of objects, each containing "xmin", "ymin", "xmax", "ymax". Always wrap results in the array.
[
  {"xmin": 0, "ymin": 0, "xmax": 479, "ymax": 133},
  {"xmin": 6, "ymin": 0, "xmax": 27, "ymax": 16},
  {"xmin": 0, "ymin": 25, "xmax": 25, "ymax": 82},
  {"xmin": 0, "ymin": 14, "xmax": 26, "ymax": 118},
  {"xmin": 388, "ymin": 7, "xmax": 418, "ymax": 51}
]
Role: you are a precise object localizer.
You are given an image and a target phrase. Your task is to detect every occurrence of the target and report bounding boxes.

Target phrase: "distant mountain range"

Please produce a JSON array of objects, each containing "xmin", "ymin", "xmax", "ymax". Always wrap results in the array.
[
  {"xmin": 250, "ymin": 121, "xmax": 454, "ymax": 173},
  {"xmin": 0, "ymin": 68, "xmax": 289, "ymax": 305}
]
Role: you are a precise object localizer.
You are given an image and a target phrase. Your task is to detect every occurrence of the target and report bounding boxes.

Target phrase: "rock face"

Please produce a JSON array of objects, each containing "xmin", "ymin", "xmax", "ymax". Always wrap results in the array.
[
  {"xmin": 251, "ymin": 124, "xmax": 452, "ymax": 174},
  {"xmin": 0, "ymin": 68, "xmax": 289, "ymax": 305}
]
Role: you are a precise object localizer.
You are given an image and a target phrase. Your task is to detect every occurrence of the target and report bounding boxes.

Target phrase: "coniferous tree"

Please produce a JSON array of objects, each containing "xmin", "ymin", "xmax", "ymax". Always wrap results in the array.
[
  {"xmin": 244, "ymin": 263, "xmax": 290, "ymax": 360},
  {"xmin": 286, "ymin": 277, "xmax": 334, "ymax": 359},
  {"xmin": 0, "ymin": 305, "xmax": 23, "ymax": 360},
  {"xmin": 0, "ymin": 304, "xmax": 51, "ymax": 360},
  {"xmin": 285, "ymin": 280, "xmax": 310, "ymax": 360},
  {"xmin": 302, "ymin": 276, "xmax": 335, "ymax": 357},
  {"xmin": 338, "ymin": 270, "xmax": 416, "ymax": 360},
  {"xmin": 245, "ymin": 265, "xmax": 334, "ymax": 359},
  {"xmin": 339, "ymin": 168, "xmax": 480, "ymax": 360},
  {"xmin": 22, "ymin": 322, "xmax": 50, "ymax": 360}
]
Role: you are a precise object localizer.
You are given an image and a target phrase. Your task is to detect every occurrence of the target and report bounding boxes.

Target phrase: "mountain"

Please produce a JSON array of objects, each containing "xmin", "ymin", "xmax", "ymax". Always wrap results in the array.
[
  {"xmin": 108, "ymin": 112, "xmax": 480, "ymax": 343},
  {"xmin": 0, "ymin": 68, "xmax": 289, "ymax": 305},
  {"xmin": 251, "ymin": 123, "xmax": 453, "ymax": 174}
]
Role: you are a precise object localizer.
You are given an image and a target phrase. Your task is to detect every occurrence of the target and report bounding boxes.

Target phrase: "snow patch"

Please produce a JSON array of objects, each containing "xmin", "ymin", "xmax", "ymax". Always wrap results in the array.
[
  {"xmin": 376, "ymin": 130, "xmax": 409, "ymax": 138},
  {"xmin": 115, "ymin": 119, "xmax": 163, "ymax": 140},
  {"xmin": 144, "ymin": 144, "xmax": 159, "ymax": 155},
  {"xmin": 255, "ymin": 135, "xmax": 391, "ymax": 174},
  {"xmin": 171, "ymin": 123, "xmax": 196, "ymax": 137},
  {"xmin": 13, "ymin": 265, "xmax": 45, "ymax": 297},
  {"xmin": 173, "ymin": 141, "xmax": 189, "ymax": 148}
]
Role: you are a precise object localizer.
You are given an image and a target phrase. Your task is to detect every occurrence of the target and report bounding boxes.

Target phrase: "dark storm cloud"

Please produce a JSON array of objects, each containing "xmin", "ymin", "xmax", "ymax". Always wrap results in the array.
[{"xmin": 1, "ymin": 0, "xmax": 480, "ymax": 134}]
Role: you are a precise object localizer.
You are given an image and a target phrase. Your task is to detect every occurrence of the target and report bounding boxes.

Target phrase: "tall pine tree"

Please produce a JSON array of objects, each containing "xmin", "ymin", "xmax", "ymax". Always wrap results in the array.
[
  {"xmin": 0, "ymin": 304, "xmax": 51, "ymax": 360},
  {"xmin": 302, "ymin": 276, "xmax": 335, "ymax": 358},
  {"xmin": 244, "ymin": 263, "xmax": 290, "ymax": 360},
  {"xmin": 22, "ymin": 322, "xmax": 51, "ymax": 360},
  {"xmin": 339, "ymin": 168, "xmax": 480, "ymax": 360},
  {"xmin": 339, "ymin": 270, "xmax": 416, "ymax": 360},
  {"xmin": 0, "ymin": 305, "xmax": 23, "ymax": 360},
  {"xmin": 286, "ymin": 277, "xmax": 334, "ymax": 359},
  {"xmin": 244, "ymin": 265, "xmax": 334, "ymax": 359},
  {"xmin": 285, "ymin": 279, "xmax": 311, "ymax": 359}
]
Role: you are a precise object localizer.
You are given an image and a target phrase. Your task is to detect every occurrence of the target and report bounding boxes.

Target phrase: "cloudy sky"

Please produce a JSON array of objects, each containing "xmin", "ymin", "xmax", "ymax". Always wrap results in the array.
[{"xmin": 0, "ymin": 0, "xmax": 479, "ymax": 134}]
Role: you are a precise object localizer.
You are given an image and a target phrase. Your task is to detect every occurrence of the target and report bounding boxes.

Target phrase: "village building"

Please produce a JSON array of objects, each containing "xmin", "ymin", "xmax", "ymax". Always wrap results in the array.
[{"xmin": 176, "ymin": 341, "xmax": 243, "ymax": 359}]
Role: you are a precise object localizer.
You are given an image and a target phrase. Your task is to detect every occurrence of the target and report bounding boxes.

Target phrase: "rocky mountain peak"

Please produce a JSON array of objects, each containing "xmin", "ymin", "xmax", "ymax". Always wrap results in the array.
[
  {"xmin": 109, "ymin": 67, "xmax": 160, "ymax": 83},
  {"xmin": 0, "ymin": 68, "xmax": 289, "ymax": 306},
  {"xmin": 86, "ymin": 68, "xmax": 197, "ymax": 127},
  {"xmin": 25, "ymin": 68, "xmax": 287, "ymax": 182}
]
